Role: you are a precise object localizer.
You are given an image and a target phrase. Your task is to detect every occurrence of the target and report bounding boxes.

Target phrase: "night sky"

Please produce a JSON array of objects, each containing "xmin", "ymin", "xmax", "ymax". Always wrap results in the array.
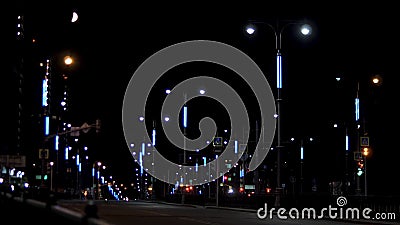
[{"xmin": 3, "ymin": 2, "xmax": 399, "ymax": 196}]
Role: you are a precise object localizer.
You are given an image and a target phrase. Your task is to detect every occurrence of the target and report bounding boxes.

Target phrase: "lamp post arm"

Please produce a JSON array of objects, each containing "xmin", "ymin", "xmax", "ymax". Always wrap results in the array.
[
  {"xmin": 278, "ymin": 22, "xmax": 303, "ymax": 50},
  {"xmin": 44, "ymin": 123, "xmax": 99, "ymax": 141}
]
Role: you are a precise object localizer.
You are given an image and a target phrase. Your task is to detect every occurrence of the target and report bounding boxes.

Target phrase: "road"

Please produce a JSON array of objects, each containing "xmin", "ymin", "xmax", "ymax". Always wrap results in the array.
[{"xmin": 57, "ymin": 200, "xmax": 398, "ymax": 225}]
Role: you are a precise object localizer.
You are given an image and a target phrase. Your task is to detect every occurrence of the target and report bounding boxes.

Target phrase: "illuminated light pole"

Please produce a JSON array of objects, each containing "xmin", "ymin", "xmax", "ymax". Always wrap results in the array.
[
  {"xmin": 300, "ymin": 139, "xmax": 304, "ymax": 194},
  {"xmin": 290, "ymin": 136, "xmax": 313, "ymax": 194},
  {"xmin": 92, "ymin": 163, "xmax": 95, "ymax": 198},
  {"xmin": 96, "ymin": 161, "xmax": 102, "ymax": 199},
  {"xmin": 362, "ymin": 147, "xmax": 370, "ymax": 196},
  {"xmin": 354, "ymin": 75, "xmax": 381, "ymax": 196},
  {"xmin": 50, "ymin": 161, "xmax": 54, "ymax": 192},
  {"xmin": 181, "ymin": 96, "xmax": 188, "ymax": 204},
  {"xmin": 246, "ymin": 20, "xmax": 312, "ymax": 207},
  {"xmin": 345, "ymin": 126, "xmax": 350, "ymax": 194}
]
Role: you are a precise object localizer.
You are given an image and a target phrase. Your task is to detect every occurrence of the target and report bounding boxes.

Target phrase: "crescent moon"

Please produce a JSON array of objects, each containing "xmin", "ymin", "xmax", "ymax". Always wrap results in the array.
[{"xmin": 71, "ymin": 12, "xmax": 78, "ymax": 23}]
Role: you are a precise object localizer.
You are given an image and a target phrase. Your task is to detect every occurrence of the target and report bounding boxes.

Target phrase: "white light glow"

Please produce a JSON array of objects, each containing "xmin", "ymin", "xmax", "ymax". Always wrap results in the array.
[
  {"xmin": 71, "ymin": 12, "xmax": 79, "ymax": 23},
  {"xmin": 246, "ymin": 27, "xmax": 255, "ymax": 35}
]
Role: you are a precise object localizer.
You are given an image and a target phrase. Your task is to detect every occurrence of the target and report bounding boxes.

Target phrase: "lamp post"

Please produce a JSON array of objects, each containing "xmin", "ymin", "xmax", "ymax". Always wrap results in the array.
[
  {"xmin": 289, "ymin": 137, "xmax": 314, "ymax": 195},
  {"xmin": 50, "ymin": 161, "xmax": 54, "ymax": 192},
  {"xmin": 181, "ymin": 95, "xmax": 187, "ymax": 204},
  {"xmin": 354, "ymin": 75, "xmax": 381, "ymax": 196},
  {"xmin": 92, "ymin": 161, "xmax": 102, "ymax": 199},
  {"xmin": 246, "ymin": 20, "xmax": 312, "ymax": 207}
]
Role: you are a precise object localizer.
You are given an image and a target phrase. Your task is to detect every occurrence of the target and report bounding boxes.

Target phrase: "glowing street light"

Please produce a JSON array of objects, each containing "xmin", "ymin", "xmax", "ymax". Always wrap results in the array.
[
  {"xmin": 50, "ymin": 162, "xmax": 54, "ymax": 191},
  {"xmin": 64, "ymin": 55, "xmax": 74, "ymax": 66},
  {"xmin": 246, "ymin": 20, "xmax": 312, "ymax": 207}
]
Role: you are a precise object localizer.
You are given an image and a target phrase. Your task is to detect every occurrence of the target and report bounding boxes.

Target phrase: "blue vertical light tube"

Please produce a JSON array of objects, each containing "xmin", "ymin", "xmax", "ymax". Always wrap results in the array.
[
  {"xmin": 152, "ymin": 129, "xmax": 156, "ymax": 146},
  {"xmin": 45, "ymin": 116, "xmax": 50, "ymax": 136},
  {"xmin": 300, "ymin": 145, "xmax": 304, "ymax": 160},
  {"xmin": 277, "ymin": 53, "xmax": 282, "ymax": 89},
  {"xmin": 140, "ymin": 143, "xmax": 144, "ymax": 175},
  {"xmin": 65, "ymin": 147, "xmax": 69, "ymax": 160},
  {"xmin": 355, "ymin": 97, "xmax": 360, "ymax": 122},
  {"xmin": 234, "ymin": 140, "xmax": 238, "ymax": 154},
  {"xmin": 42, "ymin": 79, "xmax": 48, "ymax": 106},
  {"xmin": 55, "ymin": 135, "xmax": 59, "ymax": 150},
  {"xmin": 183, "ymin": 106, "xmax": 187, "ymax": 128},
  {"xmin": 345, "ymin": 128, "xmax": 349, "ymax": 151}
]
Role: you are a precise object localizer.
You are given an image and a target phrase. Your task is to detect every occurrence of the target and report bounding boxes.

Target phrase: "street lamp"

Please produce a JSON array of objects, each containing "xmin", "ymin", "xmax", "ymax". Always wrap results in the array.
[
  {"xmin": 92, "ymin": 161, "xmax": 102, "ymax": 199},
  {"xmin": 50, "ymin": 161, "xmax": 54, "ymax": 192},
  {"xmin": 290, "ymin": 137, "xmax": 314, "ymax": 194},
  {"xmin": 354, "ymin": 75, "xmax": 381, "ymax": 196},
  {"xmin": 246, "ymin": 20, "xmax": 312, "ymax": 207},
  {"xmin": 64, "ymin": 55, "xmax": 74, "ymax": 66}
]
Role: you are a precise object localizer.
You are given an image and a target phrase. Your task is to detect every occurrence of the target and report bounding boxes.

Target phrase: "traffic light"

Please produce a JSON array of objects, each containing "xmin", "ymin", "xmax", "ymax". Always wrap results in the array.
[
  {"xmin": 362, "ymin": 147, "xmax": 369, "ymax": 156},
  {"xmin": 357, "ymin": 160, "xmax": 364, "ymax": 176}
]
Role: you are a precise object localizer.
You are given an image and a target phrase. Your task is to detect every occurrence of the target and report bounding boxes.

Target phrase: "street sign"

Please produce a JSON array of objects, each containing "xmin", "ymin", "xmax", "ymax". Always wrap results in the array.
[
  {"xmin": 39, "ymin": 148, "xmax": 49, "ymax": 159},
  {"xmin": 213, "ymin": 137, "xmax": 223, "ymax": 147},
  {"xmin": 360, "ymin": 136, "xmax": 369, "ymax": 147},
  {"xmin": 354, "ymin": 152, "xmax": 363, "ymax": 160}
]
